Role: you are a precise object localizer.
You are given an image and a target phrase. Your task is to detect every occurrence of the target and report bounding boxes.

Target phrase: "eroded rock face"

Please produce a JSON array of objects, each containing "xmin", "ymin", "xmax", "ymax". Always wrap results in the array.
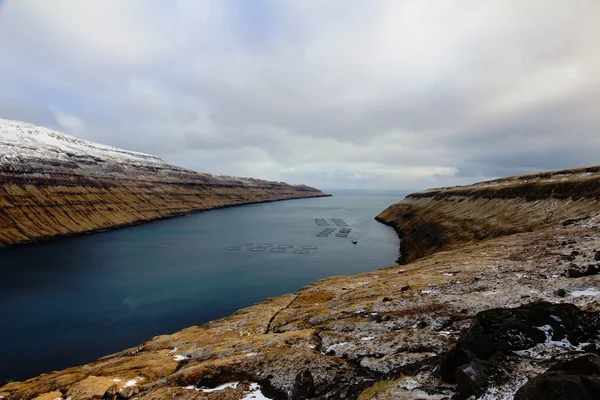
[
  {"xmin": 376, "ymin": 166, "xmax": 600, "ymax": 263},
  {"xmin": 0, "ymin": 119, "xmax": 327, "ymax": 247}
]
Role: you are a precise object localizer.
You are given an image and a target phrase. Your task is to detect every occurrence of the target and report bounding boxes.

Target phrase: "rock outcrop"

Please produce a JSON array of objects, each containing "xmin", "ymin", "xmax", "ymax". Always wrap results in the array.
[
  {"xmin": 2, "ymin": 164, "xmax": 600, "ymax": 400},
  {"xmin": 0, "ymin": 119, "xmax": 328, "ymax": 247}
]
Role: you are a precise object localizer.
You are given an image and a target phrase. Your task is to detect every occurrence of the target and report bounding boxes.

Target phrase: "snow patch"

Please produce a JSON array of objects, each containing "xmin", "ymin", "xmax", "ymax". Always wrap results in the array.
[
  {"xmin": 360, "ymin": 336, "xmax": 376, "ymax": 341},
  {"xmin": 399, "ymin": 377, "xmax": 420, "ymax": 390},
  {"xmin": 481, "ymin": 291, "xmax": 498, "ymax": 296},
  {"xmin": 242, "ymin": 383, "xmax": 272, "ymax": 400},
  {"xmin": 477, "ymin": 377, "xmax": 528, "ymax": 400},
  {"xmin": 323, "ymin": 342, "xmax": 348, "ymax": 354},
  {"xmin": 0, "ymin": 118, "xmax": 164, "ymax": 167},
  {"xmin": 124, "ymin": 377, "xmax": 143, "ymax": 387},
  {"xmin": 571, "ymin": 288, "xmax": 600, "ymax": 297},
  {"xmin": 191, "ymin": 382, "xmax": 239, "ymax": 392},
  {"xmin": 183, "ymin": 382, "xmax": 272, "ymax": 399},
  {"xmin": 173, "ymin": 354, "xmax": 190, "ymax": 361}
]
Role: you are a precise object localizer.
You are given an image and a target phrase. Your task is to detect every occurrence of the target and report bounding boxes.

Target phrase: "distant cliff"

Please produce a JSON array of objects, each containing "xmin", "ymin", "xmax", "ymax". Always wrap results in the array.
[
  {"xmin": 0, "ymin": 119, "xmax": 328, "ymax": 247},
  {"xmin": 377, "ymin": 167, "xmax": 600, "ymax": 263}
]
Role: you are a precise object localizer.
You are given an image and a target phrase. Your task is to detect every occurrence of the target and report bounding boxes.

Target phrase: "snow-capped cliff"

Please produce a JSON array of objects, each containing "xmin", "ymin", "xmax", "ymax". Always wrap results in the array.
[
  {"xmin": 0, "ymin": 119, "xmax": 327, "ymax": 247},
  {"xmin": 0, "ymin": 118, "xmax": 164, "ymax": 168}
]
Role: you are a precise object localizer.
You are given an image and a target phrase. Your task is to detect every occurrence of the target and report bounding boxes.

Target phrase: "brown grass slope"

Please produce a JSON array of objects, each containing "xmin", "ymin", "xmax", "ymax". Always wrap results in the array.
[{"xmin": 0, "ymin": 162, "xmax": 327, "ymax": 248}]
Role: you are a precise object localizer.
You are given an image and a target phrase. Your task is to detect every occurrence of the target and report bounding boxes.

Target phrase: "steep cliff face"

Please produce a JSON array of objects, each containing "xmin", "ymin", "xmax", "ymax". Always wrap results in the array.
[
  {"xmin": 0, "ymin": 119, "xmax": 327, "ymax": 247},
  {"xmin": 377, "ymin": 167, "xmax": 600, "ymax": 263}
]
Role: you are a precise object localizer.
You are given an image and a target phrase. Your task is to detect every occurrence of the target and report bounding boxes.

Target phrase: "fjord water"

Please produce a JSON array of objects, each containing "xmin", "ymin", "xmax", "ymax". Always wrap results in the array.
[{"xmin": 0, "ymin": 190, "xmax": 405, "ymax": 382}]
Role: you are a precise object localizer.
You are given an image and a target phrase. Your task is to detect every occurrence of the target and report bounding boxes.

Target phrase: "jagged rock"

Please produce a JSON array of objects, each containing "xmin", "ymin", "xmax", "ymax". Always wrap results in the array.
[
  {"xmin": 567, "ymin": 268, "xmax": 584, "ymax": 278},
  {"xmin": 595, "ymin": 252, "xmax": 600, "ymax": 261},
  {"xmin": 454, "ymin": 360, "xmax": 489, "ymax": 399},
  {"xmin": 555, "ymin": 289, "xmax": 567, "ymax": 297},
  {"xmin": 460, "ymin": 302, "xmax": 598, "ymax": 359},
  {"xmin": 514, "ymin": 355, "xmax": 600, "ymax": 400},
  {"xmin": 102, "ymin": 384, "xmax": 118, "ymax": 399},
  {"xmin": 441, "ymin": 302, "xmax": 600, "ymax": 397},
  {"xmin": 291, "ymin": 370, "xmax": 315, "ymax": 399}
]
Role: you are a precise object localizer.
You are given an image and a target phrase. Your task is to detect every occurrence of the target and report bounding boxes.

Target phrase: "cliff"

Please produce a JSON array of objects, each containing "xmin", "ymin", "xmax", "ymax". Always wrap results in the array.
[
  {"xmin": 0, "ymin": 119, "xmax": 327, "ymax": 248},
  {"xmin": 376, "ymin": 167, "xmax": 600, "ymax": 263},
  {"xmin": 2, "ymin": 166, "xmax": 600, "ymax": 400}
]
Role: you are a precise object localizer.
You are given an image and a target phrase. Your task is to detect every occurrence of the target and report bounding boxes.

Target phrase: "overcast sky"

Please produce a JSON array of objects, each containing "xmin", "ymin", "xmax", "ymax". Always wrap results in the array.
[{"xmin": 1, "ymin": 1, "xmax": 599, "ymax": 189}]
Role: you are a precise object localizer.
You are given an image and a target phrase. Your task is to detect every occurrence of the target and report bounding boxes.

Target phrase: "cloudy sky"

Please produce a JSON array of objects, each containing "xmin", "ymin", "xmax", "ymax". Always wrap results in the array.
[{"xmin": 1, "ymin": 1, "xmax": 599, "ymax": 189}]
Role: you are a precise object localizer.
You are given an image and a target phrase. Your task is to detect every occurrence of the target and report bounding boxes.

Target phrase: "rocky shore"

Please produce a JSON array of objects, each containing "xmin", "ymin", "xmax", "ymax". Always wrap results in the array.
[
  {"xmin": 2, "ymin": 166, "xmax": 600, "ymax": 399},
  {"xmin": 0, "ymin": 119, "xmax": 328, "ymax": 248}
]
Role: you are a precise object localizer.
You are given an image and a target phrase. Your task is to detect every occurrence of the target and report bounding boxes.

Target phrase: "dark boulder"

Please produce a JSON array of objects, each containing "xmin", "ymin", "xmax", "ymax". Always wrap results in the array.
[
  {"xmin": 291, "ymin": 370, "xmax": 315, "ymax": 400},
  {"xmin": 514, "ymin": 354, "xmax": 600, "ymax": 400},
  {"xmin": 440, "ymin": 302, "xmax": 600, "ymax": 398},
  {"xmin": 459, "ymin": 302, "xmax": 597, "ymax": 360},
  {"xmin": 567, "ymin": 268, "xmax": 585, "ymax": 278},
  {"xmin": 555, "ymin": 289, "xmax": 567, "ymax": 297},
  {"xmin": 454, "ymin": 360, "xmax": 489, "ymax": 398}
]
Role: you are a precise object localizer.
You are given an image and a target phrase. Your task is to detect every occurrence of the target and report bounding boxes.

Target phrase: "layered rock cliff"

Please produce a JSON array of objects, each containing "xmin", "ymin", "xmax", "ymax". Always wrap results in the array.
[
  {"xmin": 2, "ymin": 166, "xmax": 600, "ymax": 400},
  {"xmin": 377, "ymin": 167, "xmax": 600, "ymax": 263},
  {"xmin": 0, "ymin": 119, "xmax": 327, "ymax": 247}
]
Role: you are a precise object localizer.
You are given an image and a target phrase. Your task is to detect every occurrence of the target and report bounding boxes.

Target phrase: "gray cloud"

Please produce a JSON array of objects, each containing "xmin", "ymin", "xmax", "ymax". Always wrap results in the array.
[{"xmin": 1, "ymin": 0, "xmax": 599, "ymax": 189}]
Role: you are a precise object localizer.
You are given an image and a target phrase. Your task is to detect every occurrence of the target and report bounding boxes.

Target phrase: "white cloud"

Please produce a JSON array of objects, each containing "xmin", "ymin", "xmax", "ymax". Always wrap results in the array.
[
  {"xmin": 1, "ymin": 0, "xmax": 599, "ymax": 189},
  {"xmin": 53, "ymin": 111, "xmax": 85, "ymax": 134}
]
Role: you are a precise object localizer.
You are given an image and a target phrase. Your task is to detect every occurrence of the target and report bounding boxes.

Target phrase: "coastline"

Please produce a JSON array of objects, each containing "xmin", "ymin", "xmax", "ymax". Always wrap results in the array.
[
  {"xmin": 0, "ymin": 193, "xmax": 331, "ymax": 252},
  {"xmin": 2, "ymin": 166, "xmax": 600, "ymax": 399}
]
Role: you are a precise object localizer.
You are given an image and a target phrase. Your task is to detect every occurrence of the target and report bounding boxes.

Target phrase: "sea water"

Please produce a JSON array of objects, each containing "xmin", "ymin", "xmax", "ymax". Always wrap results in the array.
[{"xmin": 0, "ymin": 190, "xmax": 407, "ymax": 382}]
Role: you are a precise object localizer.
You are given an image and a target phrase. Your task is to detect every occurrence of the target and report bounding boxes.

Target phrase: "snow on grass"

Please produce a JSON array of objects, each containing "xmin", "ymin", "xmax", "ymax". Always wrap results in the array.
[
  {"xmin": 570, "ymin": 288, "xmax": 600, "ymax": 297},
  {"xmin": 124, "ymin": 377, "xmax": 143, "ymax": 387},
  {"xmin": 515, "ymin": 324, "xmax": 586, "ymax": 360},
  {"xmin": 480, "ymin": 291, "xmax": 498, "ymax": 296},
  {"xmin": 477, "ymin": 377, "xmax": 527, "ymax": 400},
  {"xmin": 183, "ymin": 382, "xmax": 272, "ymax": 399},
  {"xmin": 184, "ymin": 382, "xmax": 239, "ymax": 392},
  {"xmin": 323, "ymin": 342, "xmax": 348, "ymax": 354},
  {"xmin": 398, "ymin": 377, "xmax": 420, "ymax": 390},
  {"xmin": 173, "ymin": 354, "xmax": 190, "ymax": 361},
  {"xmin": 241, "ymin": 383, "xmax": 272, "ymax": 400}
]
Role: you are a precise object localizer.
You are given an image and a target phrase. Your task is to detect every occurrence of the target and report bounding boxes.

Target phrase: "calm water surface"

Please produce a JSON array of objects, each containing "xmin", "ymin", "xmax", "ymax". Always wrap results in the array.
[{"xmin": 0, "ymin": 190, "xmax": 407, "ymax": 382}]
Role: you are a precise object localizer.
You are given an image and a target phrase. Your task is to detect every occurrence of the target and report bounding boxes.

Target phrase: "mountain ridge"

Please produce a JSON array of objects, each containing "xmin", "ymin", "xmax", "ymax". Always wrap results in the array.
[{"xmin": 0, "ymin": 119, "xmax": 328, "ymax": 248}]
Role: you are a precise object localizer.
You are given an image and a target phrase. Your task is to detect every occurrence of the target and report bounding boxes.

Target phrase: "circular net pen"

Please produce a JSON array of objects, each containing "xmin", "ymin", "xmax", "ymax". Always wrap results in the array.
[{"xmin": 293, "ymin": 249, "xmax": 310, "ymax": 254}]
